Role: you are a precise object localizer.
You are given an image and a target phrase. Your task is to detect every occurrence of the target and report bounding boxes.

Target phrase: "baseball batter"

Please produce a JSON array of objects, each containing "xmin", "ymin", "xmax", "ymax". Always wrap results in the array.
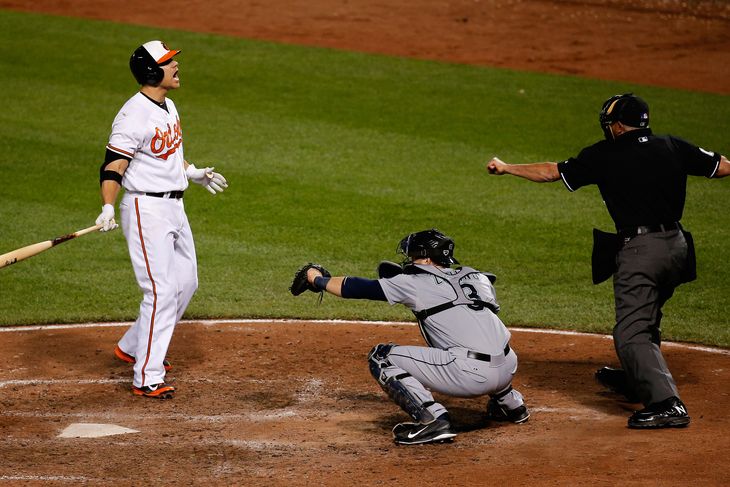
[
  {"xmin": 95, "ymin": 40, "xmax": 228, "ymax": 399},
  {"xmin": 290, "ymin": 229, "xmax": 529, "ymax": 445}
]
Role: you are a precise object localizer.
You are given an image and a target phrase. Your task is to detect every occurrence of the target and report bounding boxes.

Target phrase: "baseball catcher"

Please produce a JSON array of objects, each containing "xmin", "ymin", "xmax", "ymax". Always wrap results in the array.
[{"xmin": 290, "ymin": 229, "xmax": 529, "ymax": 445}]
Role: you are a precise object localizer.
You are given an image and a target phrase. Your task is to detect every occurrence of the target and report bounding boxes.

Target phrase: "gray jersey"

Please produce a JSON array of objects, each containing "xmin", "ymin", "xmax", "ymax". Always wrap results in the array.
[{"xmin": 379, "ymin": 264, "xmax": 511, "ymax": 355}]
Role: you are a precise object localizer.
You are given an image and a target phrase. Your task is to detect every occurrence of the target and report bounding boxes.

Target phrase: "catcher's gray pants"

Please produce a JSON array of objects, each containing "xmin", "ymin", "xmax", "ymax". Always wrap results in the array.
[
  {"xmin": 613, "ymin": 229, "xmax": 687, "ymax": 406},
  {"xmin": 386, "ymin": 345, "xmax": 523, "ymax": 420}
]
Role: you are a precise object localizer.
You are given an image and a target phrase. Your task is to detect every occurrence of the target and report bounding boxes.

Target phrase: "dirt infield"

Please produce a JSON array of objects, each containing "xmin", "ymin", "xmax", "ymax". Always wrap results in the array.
[
  {"xmin": 0, "ymin": 320, "xmax": 729, "ymax": 485},
  {"xmin": 1, "ymin": 1, "xmax": 729, "ymax": 485},
  {"xmin": 2, "ymin": 0, "xmax": 729, "ymax": 94}
]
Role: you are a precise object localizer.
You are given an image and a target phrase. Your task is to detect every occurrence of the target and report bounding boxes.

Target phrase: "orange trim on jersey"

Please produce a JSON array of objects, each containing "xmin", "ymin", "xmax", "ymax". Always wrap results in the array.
[
  {"xmin": 135, "ymin": 197, "xmax": 158, "ymax": 387},
  {"xmin": 156, "ymin": 49, "xmax": 180, "ymax": 64},
  {"xmin": 107, "ymin": 144, "xmax": 135, "ymax": 158}
]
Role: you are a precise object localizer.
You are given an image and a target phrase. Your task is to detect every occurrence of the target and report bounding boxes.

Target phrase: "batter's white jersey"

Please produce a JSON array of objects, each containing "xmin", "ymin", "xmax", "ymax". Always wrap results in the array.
[{"xmin": 107, "ymin": 92, "xmax": 188, "ymax": 192}]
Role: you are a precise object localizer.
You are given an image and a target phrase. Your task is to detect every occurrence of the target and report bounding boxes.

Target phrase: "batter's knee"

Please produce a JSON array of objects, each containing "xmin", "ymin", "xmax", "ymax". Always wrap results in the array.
[{"xmin": 182, "ymin": 277, "xmax": 198, "ymax": 299}]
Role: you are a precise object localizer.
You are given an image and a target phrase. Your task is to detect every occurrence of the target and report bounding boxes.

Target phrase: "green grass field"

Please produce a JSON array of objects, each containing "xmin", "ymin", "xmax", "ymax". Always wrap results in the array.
[{"xmin": 1, "ymin": 10, "xmax": 728, "ymax": 346}]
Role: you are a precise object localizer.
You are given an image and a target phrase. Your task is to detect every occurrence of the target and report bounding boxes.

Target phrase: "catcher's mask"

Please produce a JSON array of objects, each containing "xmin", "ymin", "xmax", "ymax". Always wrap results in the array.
[
  {"xmin": 129, "ymin": 40, "xmax": 180, "ymax": 86},
  {"xmin": 599, "ymin": 93, "xmax": 649, "ymax": 141},
  {"xmin": 398, "ymin": 229, "xmax": 459, "ymax": 267}
]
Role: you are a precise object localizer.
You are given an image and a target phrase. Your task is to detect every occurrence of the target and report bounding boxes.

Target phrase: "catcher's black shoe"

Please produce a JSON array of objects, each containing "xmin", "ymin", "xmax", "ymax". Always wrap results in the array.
[
  {"xmin": 486, "ymin": 398, "xmax": 530, "ymax": 424},
  {"xmin": 595, "ymin": 366, "xmax": 640, "ymax": 402},
  {"xmin": 628, "ymin": 396, "xmax": 690, "ymax": 429},
  {"xmin": 392, "ymin": 413, "xmax": 456, "ymax": 445}
]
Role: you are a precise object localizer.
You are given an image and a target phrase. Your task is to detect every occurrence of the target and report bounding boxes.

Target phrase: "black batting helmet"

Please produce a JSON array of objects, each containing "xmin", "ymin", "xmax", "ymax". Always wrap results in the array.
[
  {"xmin": 129, "ymin": 40, "xmax": 180, "ymax": 86},
  {"xmin": 398, "ymin": 229, "xmax": 459, "ymax": 267},
  {"xmin": 599, "ymin": 93, "xmax": 649, "ymax": 140}
]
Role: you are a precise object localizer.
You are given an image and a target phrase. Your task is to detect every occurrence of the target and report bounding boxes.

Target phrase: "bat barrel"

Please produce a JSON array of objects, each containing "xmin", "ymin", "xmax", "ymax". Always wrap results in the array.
[{"xmin": 0, "ymin": 223, "xmax": 104, "ymax": 269}]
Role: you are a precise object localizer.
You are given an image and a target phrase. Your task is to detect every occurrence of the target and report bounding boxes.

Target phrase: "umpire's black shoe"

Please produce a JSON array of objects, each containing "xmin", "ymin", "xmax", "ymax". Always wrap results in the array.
[
  {"xmin": 628, "ymin": 396, "xmax": 690, "ymax": 429},
  {"xmin": 486, "ymin": 398, "xmax": 530, "ymax": 424},
  {"xmin": 392, "ymin": 413, "xmax": 457, "ymax": 445},
  {"xmin": 595, "ymin": 366, "xmax": 640, "ymax": 403}
]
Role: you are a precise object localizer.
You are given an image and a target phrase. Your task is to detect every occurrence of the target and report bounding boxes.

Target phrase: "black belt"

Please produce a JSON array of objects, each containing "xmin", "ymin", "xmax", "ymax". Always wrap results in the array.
[
  {"xmin": 618, "ymin": 221, "xmax": 680, "ymax": 240},
  {"xmin": 467, "ymin": 344, "xmax": 510, "ymax": 362},
  {"xmin": 145, "ymin": 190, "xmax": 184, "ymax": 199}
]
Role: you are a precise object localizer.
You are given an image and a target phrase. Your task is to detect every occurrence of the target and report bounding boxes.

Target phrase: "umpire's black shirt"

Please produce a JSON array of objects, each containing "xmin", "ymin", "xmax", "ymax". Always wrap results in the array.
[{"xmin": 556, "ymin": 128, "xmax": 721, "ymax": 230}]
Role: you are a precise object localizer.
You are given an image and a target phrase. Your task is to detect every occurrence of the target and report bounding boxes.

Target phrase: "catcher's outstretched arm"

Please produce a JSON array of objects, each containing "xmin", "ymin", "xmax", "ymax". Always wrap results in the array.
[
  {"xmin": 340, "ymin": 277, "xmax": 386, "ymax": 301},
  {"xmin": 307, "ymin": 269, "xmax": 386, "ymax": 301}
]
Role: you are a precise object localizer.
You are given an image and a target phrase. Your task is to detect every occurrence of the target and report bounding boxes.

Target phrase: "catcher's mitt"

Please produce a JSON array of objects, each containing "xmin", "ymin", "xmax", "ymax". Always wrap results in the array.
[{"xmin": 290, "ymin": 263, "xmax": 331, "ymax": 296}]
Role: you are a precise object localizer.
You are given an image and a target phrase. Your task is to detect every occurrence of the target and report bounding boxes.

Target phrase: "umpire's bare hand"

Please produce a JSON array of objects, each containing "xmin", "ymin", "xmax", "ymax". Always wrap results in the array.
[{"xmin": 486, "ymin": 157, "xmax": 509, "ymax": 175}]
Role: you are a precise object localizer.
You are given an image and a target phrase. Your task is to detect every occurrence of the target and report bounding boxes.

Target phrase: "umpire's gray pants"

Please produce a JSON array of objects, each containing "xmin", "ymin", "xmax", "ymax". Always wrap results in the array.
[{"xmin": 613, "ymin": 229, "xmax": 687, "ymax": 406}]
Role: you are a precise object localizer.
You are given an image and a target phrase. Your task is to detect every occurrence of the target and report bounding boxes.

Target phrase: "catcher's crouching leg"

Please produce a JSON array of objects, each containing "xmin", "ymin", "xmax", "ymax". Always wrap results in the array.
[{"xmin": 368, "ymin": 343, "xmax": 438, "ymax": 423}]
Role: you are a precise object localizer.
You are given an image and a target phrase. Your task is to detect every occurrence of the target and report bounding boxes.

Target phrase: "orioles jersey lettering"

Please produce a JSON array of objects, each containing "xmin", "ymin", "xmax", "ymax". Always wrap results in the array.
[{"xmin": 150, "ymin": 118, "xmax": 182, "ymax": 160}]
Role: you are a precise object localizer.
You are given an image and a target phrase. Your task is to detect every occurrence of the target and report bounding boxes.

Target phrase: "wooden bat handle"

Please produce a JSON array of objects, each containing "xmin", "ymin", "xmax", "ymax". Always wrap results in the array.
[
  {"xmin": 52, "ymin": 223, "xmax": 104, "ymax": 246},
  {"xmin": 0, "ymin": 223, "xmax": 105, "ymax": 269}
]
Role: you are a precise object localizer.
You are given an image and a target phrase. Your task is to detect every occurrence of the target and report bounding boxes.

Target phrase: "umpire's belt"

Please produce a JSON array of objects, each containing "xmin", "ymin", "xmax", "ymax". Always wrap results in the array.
[
  {"xmin": 467, "ymin": 344, "xmax": 510, "ymax": 362},
  {"xmin": 618, "ymin": 221, "xmax": 680, "ymax": 240},
  {"xmin": 144, "ymin": 190, "xmax": 185, "ymax": 199}
]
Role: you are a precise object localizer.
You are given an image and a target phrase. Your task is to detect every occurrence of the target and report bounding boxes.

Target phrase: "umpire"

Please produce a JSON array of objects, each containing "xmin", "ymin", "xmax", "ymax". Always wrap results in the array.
[{"xmin": 485, "ymin": 93, "xmax": 729, "ymax": 429}]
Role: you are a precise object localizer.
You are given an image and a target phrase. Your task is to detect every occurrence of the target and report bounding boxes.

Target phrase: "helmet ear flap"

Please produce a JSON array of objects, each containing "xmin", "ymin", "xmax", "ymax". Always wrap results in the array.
[{"xmin": 129, "ymin": 47, "xmax": 164, "ymax": 86}]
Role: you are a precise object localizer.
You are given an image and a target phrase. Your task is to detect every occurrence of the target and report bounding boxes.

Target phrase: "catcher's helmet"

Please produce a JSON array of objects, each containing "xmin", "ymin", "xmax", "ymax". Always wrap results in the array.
[
  {"xmin": 129, "ymin": 40, "xmax": 180, "ymax": 86},
  {"xmin": 398, "ymin": 229, "xmax": 459, "ymax": 267},
  {"xmin": 599, "ymin": 93, "xmax": 649, "ymax": 140}
]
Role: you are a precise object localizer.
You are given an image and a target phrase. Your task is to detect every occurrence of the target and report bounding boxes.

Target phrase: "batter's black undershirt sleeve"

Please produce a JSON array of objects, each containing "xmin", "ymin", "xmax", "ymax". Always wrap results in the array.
[
  {"xmin": 104, "ymin": 148, "xmax": 132, "ymax": 165},
  {"xmin": 341, "ymin": 277, "xmax": 387, "ymax": 301}
]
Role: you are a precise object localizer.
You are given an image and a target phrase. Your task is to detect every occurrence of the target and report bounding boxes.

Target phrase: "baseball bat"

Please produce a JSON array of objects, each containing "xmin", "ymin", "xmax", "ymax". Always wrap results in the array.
[{"xmin": 0, "ymin": 223, "xmax": 104, "ymax": 269}]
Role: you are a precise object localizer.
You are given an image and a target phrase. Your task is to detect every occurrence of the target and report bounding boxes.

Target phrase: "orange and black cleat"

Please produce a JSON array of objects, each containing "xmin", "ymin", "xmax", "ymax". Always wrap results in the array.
[
  {"xmin": 132, "ymin": 383, "xmax": 176, "ymax": 399},
  {"xmin": 114, "ymin": 345, "xmax": 172, "ymax": 372}
]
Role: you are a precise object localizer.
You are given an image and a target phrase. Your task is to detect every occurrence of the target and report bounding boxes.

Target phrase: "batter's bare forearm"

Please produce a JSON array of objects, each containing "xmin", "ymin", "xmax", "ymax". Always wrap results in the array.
[{"xmin": 100, "ymin": 180, "xmax": 122, "ymax": 205}]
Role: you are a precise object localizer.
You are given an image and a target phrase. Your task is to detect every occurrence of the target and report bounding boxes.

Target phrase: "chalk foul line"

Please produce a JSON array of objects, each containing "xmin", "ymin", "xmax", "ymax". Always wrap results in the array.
[{"xmin": 0, "ymin": 319, "xmax": 726, "ymax": 355}]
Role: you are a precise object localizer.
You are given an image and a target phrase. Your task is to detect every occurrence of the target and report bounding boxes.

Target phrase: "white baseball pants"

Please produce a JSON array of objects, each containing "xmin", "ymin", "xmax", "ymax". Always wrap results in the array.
[{"xmin": 118, "ymin": 192, "xmax": 198, "ymax": 388}]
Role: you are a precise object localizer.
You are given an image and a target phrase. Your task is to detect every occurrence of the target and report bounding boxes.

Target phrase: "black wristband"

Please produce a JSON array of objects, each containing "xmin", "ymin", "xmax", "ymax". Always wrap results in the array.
[
  {"xmin": 100, "ymin": 170, "xmax": 123, "ymax": 186},
  {"xmin": 313, "ymin": 276, "xmax": 330, "ymax": 291}
]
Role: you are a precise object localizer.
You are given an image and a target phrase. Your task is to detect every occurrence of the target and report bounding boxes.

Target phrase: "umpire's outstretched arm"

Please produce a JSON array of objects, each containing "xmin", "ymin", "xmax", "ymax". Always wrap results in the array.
[
  {"xmin": 486, "ymin": 157, "xmax": 560, "ymax": 182},
  {"xmin": 486, "ymin": 154, "xmax": 730, "ymax": 180}
]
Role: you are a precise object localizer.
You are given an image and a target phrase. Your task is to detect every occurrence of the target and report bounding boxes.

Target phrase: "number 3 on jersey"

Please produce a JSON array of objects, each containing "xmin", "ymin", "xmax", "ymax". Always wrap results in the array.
[{"xmin": 461, "ymin": 283, "xmax": 487, "ymax": 311}]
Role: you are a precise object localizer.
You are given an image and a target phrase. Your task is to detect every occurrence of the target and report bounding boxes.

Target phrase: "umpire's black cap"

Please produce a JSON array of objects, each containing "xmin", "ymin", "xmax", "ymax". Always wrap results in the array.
[{"xmin": 600, "ymin": 93, "xmax": 650, "ymax": 130}]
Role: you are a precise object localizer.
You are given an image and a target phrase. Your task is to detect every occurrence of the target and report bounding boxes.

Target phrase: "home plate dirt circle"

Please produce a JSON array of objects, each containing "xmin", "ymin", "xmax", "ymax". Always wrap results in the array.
[{"xmin": 0, "ymin": 320, "xmax": 727, "ymax": 484}]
